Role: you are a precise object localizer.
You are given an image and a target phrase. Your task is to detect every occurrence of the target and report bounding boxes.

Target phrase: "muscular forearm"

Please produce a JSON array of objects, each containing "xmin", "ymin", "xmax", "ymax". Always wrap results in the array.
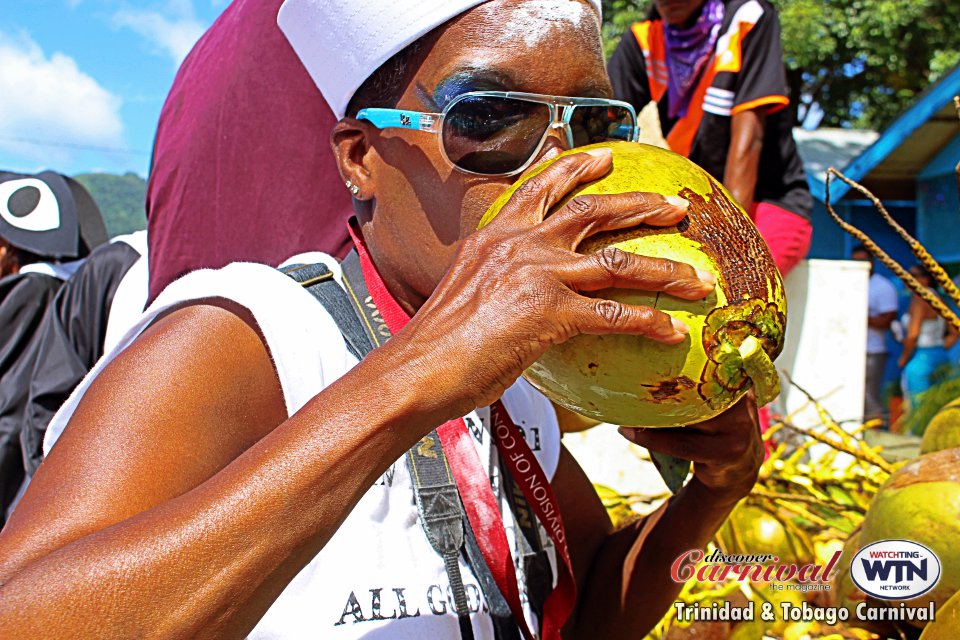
[
  {"xmin": 724, "ymin": 110, "xmax": 765, "ymax": 214},
  {"xmin": 568, "ymin": 478, "xmax": 741, "ymax": 639},
  {"xmin": 0, "ymin": 340, "xmax": 448, "ymax": 639},
  {"xmin": 867, "ymin": 312, "xmax": 895, "ymax": 330}
]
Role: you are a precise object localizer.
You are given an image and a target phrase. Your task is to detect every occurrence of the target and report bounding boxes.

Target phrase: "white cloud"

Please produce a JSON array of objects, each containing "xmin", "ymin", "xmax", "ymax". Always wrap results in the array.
[
  {"xmin": 113, "ymin": 2, "xmax": 206, "ymax": 67},
  {"xmin": 0, "ymin": 31, "xmax": 124, "ymax": 162}
]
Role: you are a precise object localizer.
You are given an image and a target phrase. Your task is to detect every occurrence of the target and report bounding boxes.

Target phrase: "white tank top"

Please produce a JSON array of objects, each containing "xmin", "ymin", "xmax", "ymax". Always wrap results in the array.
[
  {"xmin": 917, "ymin": 315, "xmax": 946, "ymax": 349},
  {"xmin": 43, "ymin": 253, "xmax": 561, "ymax": 639}
]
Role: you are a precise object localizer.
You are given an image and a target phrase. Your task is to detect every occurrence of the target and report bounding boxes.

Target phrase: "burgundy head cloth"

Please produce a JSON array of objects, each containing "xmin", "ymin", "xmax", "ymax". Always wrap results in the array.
[{"xmin": 146, "ymin": 0, "xmax": 353, "ymax": 302}]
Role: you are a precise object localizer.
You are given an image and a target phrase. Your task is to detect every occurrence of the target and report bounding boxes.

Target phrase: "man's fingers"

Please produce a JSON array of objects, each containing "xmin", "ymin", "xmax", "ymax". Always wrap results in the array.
[
  {"xmin": 618, "ymin": 427, "xmax": 708, "ymax": 462},
  {"xmin": 489, "ymin": 149, "xmax": 613, "ymax": 229},
  {"xmin": 616, "ymin": 395, "xmax": 761, "ymax": 463},
  {"xmin": 561, "ymin": 247, "xmax": 715, "ymax": 300},
  {"xmin": 539, "ymin": 191, "xmax": 689, "ymax": 248},
  {"xmin": 566, "ymin": 294, "xmax": 689, "ymax": 344}
]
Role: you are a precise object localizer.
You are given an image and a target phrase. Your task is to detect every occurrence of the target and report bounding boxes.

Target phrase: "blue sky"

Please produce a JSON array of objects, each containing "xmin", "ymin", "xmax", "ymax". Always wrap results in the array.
[{"xmin": 1, "ymin": 1, "xmax": 228, "ymax": 178}]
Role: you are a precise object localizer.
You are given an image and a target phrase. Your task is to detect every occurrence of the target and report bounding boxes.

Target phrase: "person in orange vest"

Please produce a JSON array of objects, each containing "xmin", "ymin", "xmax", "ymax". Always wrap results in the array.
[{"xmin": 608, "ymin": 0, "xmax": 812, "ymax": 277}]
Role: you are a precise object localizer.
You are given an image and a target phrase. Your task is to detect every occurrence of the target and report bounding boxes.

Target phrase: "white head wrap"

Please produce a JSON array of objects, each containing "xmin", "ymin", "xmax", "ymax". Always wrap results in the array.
[{"xmin": 278, "ymin": 0, "xmax": 602, "ymax": 119}]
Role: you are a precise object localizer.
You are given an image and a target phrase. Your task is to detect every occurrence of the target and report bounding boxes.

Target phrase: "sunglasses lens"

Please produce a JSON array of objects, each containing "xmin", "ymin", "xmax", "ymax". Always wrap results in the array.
[
  {"xmin": 442, "ymin": 95, "xmax": 551, "ymax": 175},
  {"xmin": 568, "ymin": 105, "xmax": 635, "ymax": 147}
]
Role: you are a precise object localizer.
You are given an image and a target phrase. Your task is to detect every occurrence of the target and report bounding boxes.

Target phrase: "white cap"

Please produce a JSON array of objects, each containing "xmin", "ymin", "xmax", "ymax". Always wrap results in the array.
[{"xmin": 278, "ymin": 0, "xmax": 602, "ymax": 119}]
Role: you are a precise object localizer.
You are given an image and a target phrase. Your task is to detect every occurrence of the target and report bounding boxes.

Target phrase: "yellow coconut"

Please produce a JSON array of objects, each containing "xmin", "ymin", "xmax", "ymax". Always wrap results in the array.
[
  {"xmin": 920, "ymin": 398, "xmax": 960, "ymax": 454},
  {"xmin": 479, "ymin": 141, "xmax": 786, "ymax": 426}
]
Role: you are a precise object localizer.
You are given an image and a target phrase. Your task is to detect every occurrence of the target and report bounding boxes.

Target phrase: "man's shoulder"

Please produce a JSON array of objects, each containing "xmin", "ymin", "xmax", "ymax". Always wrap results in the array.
[
  {"xmin": 869, "ymin": 273, "xmax": 899, "ymax": 301},
  {"xmin": 725, "ymin": 0, "xmax": 777, "ymax": 16},
  {"xmin": 720, "ymin": 0, "xmax": 778, "ymax": 33}
]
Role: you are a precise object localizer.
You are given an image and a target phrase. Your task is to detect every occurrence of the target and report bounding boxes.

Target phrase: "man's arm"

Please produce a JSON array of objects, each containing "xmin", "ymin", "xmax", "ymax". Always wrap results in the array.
[
  {"xmin": 868, "ymin": 310, "xmax": 897, "ymax": 331},
  {"xmin": 559, "ymin": 398, "xmax": 762, "ymax": 640},
  {"xmin": 0, "ymin": 303, "xmax": 453, "ymax": 638},
  {"xmin": 608, "ymin": 28, "xmax": 652, "ymax": 114},
  {"xmin": 723, "ymin": 109, "xmax": 766, "ymax": 214},
  {"xmin": 723, "ymin": 3, "xmax": 790, "ymax": 215}
]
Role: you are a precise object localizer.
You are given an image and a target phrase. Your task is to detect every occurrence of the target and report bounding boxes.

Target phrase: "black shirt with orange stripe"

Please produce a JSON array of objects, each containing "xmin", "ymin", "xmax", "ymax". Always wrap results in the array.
[{"xmin": 608, "ymin": 0, "xmax": 812, "ymax": 219}]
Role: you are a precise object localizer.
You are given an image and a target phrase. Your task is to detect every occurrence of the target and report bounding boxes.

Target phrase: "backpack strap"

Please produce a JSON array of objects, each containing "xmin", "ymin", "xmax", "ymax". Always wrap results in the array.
[{"xmin": 279, "ymin": 262, "xmax": 372, "ymax": 360}]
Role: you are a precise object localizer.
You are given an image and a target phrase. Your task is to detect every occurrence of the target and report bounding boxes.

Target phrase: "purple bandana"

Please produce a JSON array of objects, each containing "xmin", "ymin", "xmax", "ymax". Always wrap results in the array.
[{"xmin": 663, "ymin": 0, "xmax": 725, "ymax": 119}]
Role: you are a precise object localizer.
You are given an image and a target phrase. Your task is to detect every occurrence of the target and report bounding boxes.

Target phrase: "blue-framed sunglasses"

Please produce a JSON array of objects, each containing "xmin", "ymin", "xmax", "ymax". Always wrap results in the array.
[{"xmin": 357, "ymin": 91, "xmax": 639, "ymax": 177}]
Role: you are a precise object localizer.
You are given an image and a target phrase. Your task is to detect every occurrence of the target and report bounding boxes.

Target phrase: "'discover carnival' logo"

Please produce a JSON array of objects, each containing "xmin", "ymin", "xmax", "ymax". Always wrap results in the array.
[{"xmin": 850, "ymin": 540, "xmax": 941, "ymax": 601}]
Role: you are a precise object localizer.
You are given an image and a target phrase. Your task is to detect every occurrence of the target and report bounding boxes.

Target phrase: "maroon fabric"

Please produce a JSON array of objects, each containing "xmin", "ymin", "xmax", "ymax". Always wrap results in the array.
[{"xmin": 146, "ymin": 0, "xmax": 353, "ymax": 302}]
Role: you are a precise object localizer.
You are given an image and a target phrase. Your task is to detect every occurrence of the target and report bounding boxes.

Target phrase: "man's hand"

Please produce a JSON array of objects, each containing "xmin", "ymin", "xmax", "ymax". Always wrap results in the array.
[
  {"xmin": 561, "ymin": 395, "xmax": 763, "ymax": 640},
  {"xmin": 396, "ymin": 148, "xmax": 717, "ymax": 419},
  {"xmin": 617, "ymin": 394, "xmax": 763, "ymax": 501}
]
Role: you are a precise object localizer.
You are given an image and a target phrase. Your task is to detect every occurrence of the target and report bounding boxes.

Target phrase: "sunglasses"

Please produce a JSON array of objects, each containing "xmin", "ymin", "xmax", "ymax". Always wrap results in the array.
[{"xmin": 357, "ymin": 91, "xmax": 639, "ymax": 177}]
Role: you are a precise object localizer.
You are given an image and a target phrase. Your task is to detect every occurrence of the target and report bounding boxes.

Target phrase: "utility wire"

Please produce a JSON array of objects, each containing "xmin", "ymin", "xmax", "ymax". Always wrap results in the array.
[{"xmin": 0, "ymin": 135, "xmax": 151, "ymax": 156}]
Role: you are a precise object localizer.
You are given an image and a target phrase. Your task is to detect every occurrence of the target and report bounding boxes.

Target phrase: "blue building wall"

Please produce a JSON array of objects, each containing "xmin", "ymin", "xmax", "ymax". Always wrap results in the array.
[
  {"xmin": 917, "ymin": 132, "xmax": 960, "ymax": 265},
  {"xmin": 808, "ymin": 199, "xmax": 918, "ymax": 267}
]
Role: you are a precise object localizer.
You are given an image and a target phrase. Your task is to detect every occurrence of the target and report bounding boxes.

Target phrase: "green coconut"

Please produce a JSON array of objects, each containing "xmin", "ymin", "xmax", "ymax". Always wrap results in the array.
[
  {"xmin": 920, "ymin": 398, "xmax": 960, "ymax": 454},
  {"xmin": 856, "ymin": 449, "xmax": 960, "ymax": 629},
  {"xmin": 832, "ymin": 530, "xmax": 894, "ymax": 635},
  {"xmin": 478, "ymin": 141, "xmax": 786, "ymax": 427},
  {"xmin": 919, "ymin": 588, "xmax": 960, "ymax": 639},
  {"xmin": 832, "ymin": 529, "xmax": 862, "ymax": 611},
  {"xmin": 716, "ymin": 503, "xmax": 813, "ymax": 566}
]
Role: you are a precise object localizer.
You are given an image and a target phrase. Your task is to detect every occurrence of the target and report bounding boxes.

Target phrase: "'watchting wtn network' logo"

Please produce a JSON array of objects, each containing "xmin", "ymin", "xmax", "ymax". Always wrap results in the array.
[{"xmin": 850, "ymin": 540, "xmax": 941, "ymax": 600}]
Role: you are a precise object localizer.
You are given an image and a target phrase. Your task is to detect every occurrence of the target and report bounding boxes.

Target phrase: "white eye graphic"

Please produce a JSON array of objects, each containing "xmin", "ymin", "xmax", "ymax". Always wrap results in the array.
[{"xmin": 0, "ymin": 178, "xmax": 61, "ymax": 232}]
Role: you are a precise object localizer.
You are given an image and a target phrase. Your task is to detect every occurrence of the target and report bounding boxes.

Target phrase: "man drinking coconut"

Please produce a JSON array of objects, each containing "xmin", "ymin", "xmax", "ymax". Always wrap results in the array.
[{"xmin": 0, "ymin": 1, "xmax": 763, "ymax": 638}]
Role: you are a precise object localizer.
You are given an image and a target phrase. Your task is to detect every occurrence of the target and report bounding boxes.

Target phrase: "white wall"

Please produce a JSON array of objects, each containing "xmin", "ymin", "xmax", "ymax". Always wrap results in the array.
[{"xmin": 774, "ymin": 259, "xmax": 870, "ymax": 430}]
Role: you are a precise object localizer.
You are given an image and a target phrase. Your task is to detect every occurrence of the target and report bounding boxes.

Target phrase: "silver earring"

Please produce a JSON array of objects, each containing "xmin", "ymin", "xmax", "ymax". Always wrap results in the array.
[{"xmin": 345, "ymin": 180, "xmax": 360, "ymax": 197}]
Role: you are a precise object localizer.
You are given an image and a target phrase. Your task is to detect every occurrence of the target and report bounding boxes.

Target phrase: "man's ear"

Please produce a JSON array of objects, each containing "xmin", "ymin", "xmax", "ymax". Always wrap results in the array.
[{"xmin": 331, "ymin": 119, "xmax": 376, "ymax": 201}]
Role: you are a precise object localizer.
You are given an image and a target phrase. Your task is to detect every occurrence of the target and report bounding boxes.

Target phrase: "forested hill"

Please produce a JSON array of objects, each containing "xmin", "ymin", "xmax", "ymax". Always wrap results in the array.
[{"xmin": 74, "ymin": 172, "xmax": 147, "ymax": 238}]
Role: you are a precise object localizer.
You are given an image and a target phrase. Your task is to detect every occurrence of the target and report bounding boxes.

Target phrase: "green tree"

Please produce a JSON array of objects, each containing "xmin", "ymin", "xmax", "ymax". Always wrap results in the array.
[
  {"xmin": 773, "ymin": 0, "xmax": 960, "ymax": 128},
  {"xmin": 600, "ymin": 0, "xmax": 960, "ymax": 130},
  {"xmin": 601, "ymin": 0, "xmax": 647, "ymax": 58},
  {"xmin": 73, "ymin": 172, "xmax": 147, "ymax": 238}
]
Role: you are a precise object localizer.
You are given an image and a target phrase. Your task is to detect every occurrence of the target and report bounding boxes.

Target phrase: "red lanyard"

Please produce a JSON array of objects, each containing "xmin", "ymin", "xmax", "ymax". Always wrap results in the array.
[{"xmin": 348, "ymin": 224, "xmax": 576, "ymax": 639}]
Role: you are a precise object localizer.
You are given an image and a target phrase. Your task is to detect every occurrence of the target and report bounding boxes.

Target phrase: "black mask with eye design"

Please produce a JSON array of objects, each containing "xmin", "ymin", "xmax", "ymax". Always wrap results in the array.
[{"xmin": 0, "ymin": 171, "xmax": 107, "ymax": 260}]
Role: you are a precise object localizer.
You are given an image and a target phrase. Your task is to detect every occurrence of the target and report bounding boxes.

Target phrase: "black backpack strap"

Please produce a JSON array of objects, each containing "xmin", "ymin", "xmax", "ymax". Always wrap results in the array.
[{"xmin": 279, "ymin": 262, "xmax": 372, "ymax": 360}]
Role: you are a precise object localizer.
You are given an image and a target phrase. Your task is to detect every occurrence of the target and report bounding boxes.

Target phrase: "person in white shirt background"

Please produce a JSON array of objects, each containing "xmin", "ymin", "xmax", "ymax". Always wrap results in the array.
[{"xmin": 851, "ymin": 244, "xmax": 899, "ymax": 425}]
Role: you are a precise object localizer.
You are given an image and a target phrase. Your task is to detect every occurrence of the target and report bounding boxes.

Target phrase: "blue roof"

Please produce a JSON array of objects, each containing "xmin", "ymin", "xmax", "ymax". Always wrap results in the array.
[
  {"xmin": 808, "ymin": 64, "xmax": 960, "ymax": 204},
  {"xmin": 918, "ymin": 131, "xmax": 960, "ymax": 180}
]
